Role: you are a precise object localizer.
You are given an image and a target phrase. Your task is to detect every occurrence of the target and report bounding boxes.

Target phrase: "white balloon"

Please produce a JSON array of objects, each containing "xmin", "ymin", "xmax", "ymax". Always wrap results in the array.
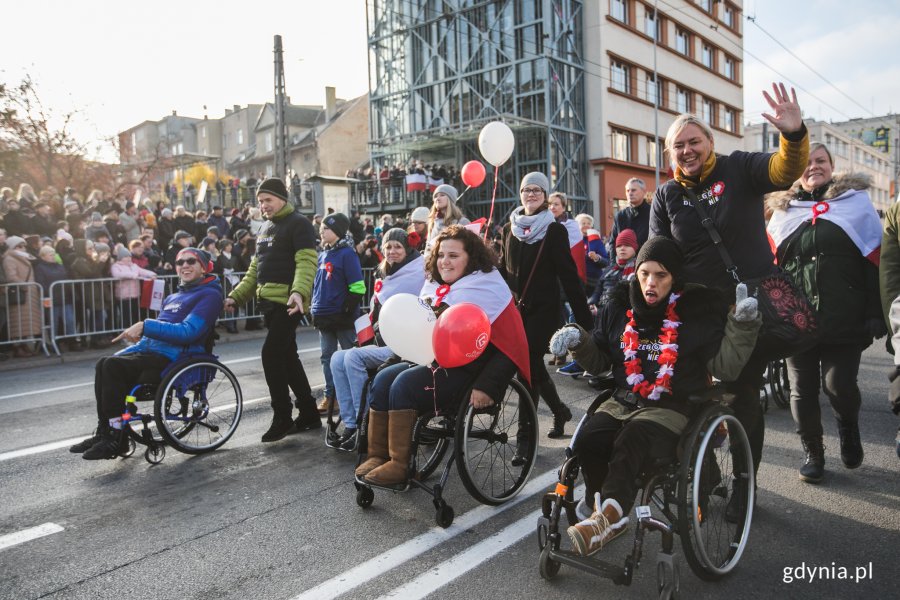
[
  {"xmin": 478, "ymin": 121, "xmax": 515, "ymax": 167},
  {"xmin": 378, "ymin": 293, "xmax": 437, "ymax": 366}
]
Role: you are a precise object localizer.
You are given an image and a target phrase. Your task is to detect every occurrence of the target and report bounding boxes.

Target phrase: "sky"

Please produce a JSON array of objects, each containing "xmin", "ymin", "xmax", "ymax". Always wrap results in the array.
[{"xmin": 2, "ymin": 0, "xmax": 898, "ymax": 162}]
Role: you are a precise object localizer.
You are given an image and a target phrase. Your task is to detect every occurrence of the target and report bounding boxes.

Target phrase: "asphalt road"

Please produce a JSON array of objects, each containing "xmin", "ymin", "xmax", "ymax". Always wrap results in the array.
[{"xmin": 0, "ymin": 331, "xmax": 897, "ymax": 600}]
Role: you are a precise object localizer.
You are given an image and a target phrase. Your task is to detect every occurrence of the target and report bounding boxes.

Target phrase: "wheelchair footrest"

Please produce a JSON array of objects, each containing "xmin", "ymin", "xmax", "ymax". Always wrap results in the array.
[{"xmin": 544, "ymin": 547, "xmax": 630, "ymax": 585}]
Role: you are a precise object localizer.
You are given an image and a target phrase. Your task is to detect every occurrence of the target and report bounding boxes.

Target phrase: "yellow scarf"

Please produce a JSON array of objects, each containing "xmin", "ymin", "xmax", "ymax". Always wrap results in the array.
[{"xmin": 673, "ymin": 152, "xmax": 717, "ymax": 189}]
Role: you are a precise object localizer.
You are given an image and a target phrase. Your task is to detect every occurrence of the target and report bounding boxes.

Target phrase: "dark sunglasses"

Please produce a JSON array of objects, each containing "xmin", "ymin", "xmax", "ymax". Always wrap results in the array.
[{"xmin": 175, "ymin": 258, "xmax": 199, "ymax": 266}]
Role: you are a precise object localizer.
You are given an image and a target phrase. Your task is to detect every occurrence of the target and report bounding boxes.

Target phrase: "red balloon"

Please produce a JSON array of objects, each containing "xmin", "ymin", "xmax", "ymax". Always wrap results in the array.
[
  {"xmin": 460, "ymin": 160, "xmax": 487, "ymax": 188},
  {"xmin": 432, "ymin": 303, "xmax": 491, "ymax": 368}
]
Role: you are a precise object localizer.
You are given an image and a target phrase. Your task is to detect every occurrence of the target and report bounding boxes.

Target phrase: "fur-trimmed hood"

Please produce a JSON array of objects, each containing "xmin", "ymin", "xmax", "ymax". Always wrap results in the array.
[{"xmin": 766, "ymin": 172, "xmax": 871, "ymax": 212}]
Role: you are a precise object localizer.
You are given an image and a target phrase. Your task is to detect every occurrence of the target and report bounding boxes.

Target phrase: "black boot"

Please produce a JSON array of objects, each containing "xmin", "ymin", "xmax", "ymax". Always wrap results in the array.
[
  {"xmin": 70, "ymin": 421, "xmax": 105, "ymax": 453},
  {"xmin": 82, "ymin": 427, "xmax": 122, "ymax": 460},
  {"xmin": 799, "ymin": 437, "xmax": 825, "ymax": 483},
  {"xmin": 539, "ymin": 381, "xmax": 572, "ymax": 439},
  {"xmin": 836, "ymin": 420, "xmax": 863, "ymax": 469},
  {"xmin": 261, "ymin": 414, "xmax": 295, "ymax": 443}
]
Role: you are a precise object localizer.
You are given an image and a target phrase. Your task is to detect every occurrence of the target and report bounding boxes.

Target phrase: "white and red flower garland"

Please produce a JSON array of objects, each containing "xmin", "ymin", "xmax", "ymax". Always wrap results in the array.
[{"xmin": 623, "ymin": 292, "xmax": 680, "ymax": 401}]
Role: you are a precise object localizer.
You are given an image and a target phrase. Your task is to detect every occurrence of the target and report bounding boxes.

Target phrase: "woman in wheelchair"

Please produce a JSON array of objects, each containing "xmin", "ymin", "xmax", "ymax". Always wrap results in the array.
[
  {"xmin": 355, "ymin": 226, "xmax": 530, "ymax": 487},
  {"xmin": 70, "ymin": 248, "xmax": 224, "ymax": 460},
  {"xmin": 549, "ymin": 237, "xmax": 760, "ymax": 556},
  {"xmin": 329, "ymin": 228, "xmax": 426, "ymax": 450}
]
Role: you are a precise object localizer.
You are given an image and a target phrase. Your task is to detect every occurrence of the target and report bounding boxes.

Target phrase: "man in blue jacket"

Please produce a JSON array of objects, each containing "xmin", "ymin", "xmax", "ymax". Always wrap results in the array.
[{"xmin": 71, "ymin": 247, "xmax": 224, "ymax": 460}]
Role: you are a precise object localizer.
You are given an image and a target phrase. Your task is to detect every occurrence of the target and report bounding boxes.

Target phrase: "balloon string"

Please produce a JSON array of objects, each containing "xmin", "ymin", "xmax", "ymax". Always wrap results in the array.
[
  {"xmin": 484, "ymin": 166, "xmax": 499, "ymax": 242},
  {"xmin": 426, "ymin": 364, "xmax": 444, "ymax": 415},
  {"xmin": 456, "ymin": 185, "xmax": 472, "ymax": 203}
]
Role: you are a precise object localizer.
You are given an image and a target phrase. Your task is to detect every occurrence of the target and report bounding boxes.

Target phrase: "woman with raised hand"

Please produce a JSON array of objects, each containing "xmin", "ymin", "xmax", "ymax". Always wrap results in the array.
[
  {"xmin": 649, "ymin": 83, "xmax": 809, "ymax": 508},
  {"xmin": 767, "ymin": 143, "xmax": 884, "ymax": 482}
]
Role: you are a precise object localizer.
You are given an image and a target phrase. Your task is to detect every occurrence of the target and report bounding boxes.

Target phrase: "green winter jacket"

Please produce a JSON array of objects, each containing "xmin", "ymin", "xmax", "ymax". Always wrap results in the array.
[
  {"xmin": 880, "ymin": 201, "xmax": 900, "ymax": 331},
  {"xmin": 228, "ymin": 203, "xmax": 318, "ymax": 309}
]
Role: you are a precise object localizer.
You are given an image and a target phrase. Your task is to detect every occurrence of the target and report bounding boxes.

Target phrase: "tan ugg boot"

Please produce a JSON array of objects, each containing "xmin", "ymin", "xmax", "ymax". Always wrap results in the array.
[
  {"xmin": 355, "ymin": 410, "xmax": 389, "ymax": 477},
  {"xmin": 365, "ymin": 409, "xmax": 418, "ymax": 486}
]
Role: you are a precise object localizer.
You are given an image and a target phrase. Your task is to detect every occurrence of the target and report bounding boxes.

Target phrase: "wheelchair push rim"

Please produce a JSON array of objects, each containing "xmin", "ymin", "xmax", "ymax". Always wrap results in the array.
[
  {"xmin": 154, "ymin": 361, "xmax": 243, "ymax": 454},
  {"xmin": 678, "ymin": 410, "xmax": 754, "ymax": 580},
  {"xmin": 454, "ymin": 378, "xmax": 538, "ymax": 505}
]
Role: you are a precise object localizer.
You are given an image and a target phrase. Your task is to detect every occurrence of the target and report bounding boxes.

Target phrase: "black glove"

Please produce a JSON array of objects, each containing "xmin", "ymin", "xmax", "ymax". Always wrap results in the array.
[
  {"xmin": 864, "ymin": 317, "xmax": 888, "ymax": 340},
  {"xmin": 341, "ymin": 292, "xmax": 363, "ymax": 315},
  {"xmin": 889, "ymin": 366, "xmax": 900, "ymax": 416}
]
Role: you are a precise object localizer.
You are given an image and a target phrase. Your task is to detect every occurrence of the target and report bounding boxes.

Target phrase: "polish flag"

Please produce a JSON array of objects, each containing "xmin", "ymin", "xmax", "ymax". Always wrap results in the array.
[{"xmin": 355, "ymin": 313, "xmax": 375, "ymax": 346}]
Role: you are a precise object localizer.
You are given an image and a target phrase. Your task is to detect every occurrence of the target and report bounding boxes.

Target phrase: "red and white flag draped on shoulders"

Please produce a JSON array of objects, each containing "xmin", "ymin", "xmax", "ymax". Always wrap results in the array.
[{"xmin": 420, "ymin": 268, "xmax": 531, "ymax": 384}]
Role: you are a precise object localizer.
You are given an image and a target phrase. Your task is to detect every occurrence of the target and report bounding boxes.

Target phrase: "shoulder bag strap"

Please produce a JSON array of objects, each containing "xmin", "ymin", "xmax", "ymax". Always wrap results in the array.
[
  {"xmin": 682, "ymin": 187, "xmax": 741, "ymax": 284},
  {"xmin": 516, "ymin": 236, "xmax": 548, "ymax": 308}
]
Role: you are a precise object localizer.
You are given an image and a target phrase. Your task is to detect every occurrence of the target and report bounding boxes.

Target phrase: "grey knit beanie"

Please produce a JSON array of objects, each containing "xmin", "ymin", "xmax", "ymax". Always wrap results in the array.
[
  {"xmin": 382, "ymin": 227, "xmax": 410, "ymax": 250},
  {"xmin": 433, "ymin": 184, "xmax": 458, "ymax": 205},
  {"xmin": 519, "ymin": 172, "xmax": 550, "ymax": 195}
]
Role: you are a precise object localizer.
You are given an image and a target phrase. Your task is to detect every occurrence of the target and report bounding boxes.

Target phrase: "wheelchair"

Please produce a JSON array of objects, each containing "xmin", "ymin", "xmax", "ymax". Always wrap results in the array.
[
  {"xmin": 352, "ymin": 370, "xmax": 539, "ymax": 528},
  {"xmin": 117, "ymin": 352, "xmax": 243, "ymax": 465},
  {"xmin": 766, "ymin": 359, "xmax": 790, "ymax": 409},
  {"xmin": 536, "ymin": 387, "xmax": 754, "ymax": 598}
]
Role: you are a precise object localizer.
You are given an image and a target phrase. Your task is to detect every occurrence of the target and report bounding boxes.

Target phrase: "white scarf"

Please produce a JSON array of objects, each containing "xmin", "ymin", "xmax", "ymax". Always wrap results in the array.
[
  {"xmin": 373, "ymin": 254, "xmax": 425, "ymax": 307},
  {"xmin": 419, "ymin": 268, "xmax": 512, "ymax": 323},
  {"xmin": 767, "ymin": 188, "xmax": 882, "ymax": 264},
  {"xmin": 509, "ymin": 207, "xmax": 554, "ymax": 244}
]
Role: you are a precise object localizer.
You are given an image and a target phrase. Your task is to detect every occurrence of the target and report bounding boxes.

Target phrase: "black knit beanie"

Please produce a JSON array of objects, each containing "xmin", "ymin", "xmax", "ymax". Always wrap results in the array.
[
  {"xmin": 382, "ymin": 227, "xmax": 409, "ymax": 250},
  {"xmin": 257, "ymin": 177, "xmax": 289, "ymax": 202},
  {"xmin": 322, "ymin": 212, "xmax": 350, "ymax": 239},
  {"xmin": 635, "ymin": 237, "xmax": 684, "ymax": 287}
]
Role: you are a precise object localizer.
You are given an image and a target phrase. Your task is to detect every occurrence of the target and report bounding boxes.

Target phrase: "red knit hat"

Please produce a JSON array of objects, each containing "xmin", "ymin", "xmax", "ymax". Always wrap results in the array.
[{"xmin": 615, "ymin": 228, "xmax": 639, "ymax": 252}]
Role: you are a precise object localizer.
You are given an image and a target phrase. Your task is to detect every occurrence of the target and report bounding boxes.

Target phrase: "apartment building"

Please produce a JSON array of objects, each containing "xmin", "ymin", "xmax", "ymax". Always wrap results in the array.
[{"xmin": 585, "ymin": 0, "xmax": 745, "ymax": 235}]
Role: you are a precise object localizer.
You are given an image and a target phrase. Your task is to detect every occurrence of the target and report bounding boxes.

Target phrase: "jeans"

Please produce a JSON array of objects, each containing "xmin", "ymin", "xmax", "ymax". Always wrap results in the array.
[
  {"xmin": 331, "ymin": 345, "xmax": 394, "ymax": 428},
  {"xmin": 318, "ymin": 327, "xmax": 356, "ymax": 398},
  {"xmin": 369, "ymin": 362, "xmax": 476, "ymax": 413},
  {"xmin": 787, "ymin": 343, "xmax": 863, "ymax": 440}
]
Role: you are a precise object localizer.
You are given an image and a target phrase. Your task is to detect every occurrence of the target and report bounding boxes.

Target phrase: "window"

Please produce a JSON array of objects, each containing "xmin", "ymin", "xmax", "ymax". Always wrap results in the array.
[
  {"xmin": 611, "ymin": 0, "xmax": 628, "ymax": 23},
  {"xmin": 237, "ymin": 128, "xmax": 244, "ymax": 145},
  {"xmin": 701, "ymin": 44, "xmax": 714, "ymax": 69},
  {"xmin": 770, "ymin": 133, "xmax": 781, "ymax": 149},
  {"xmin": 675, "ymin": 28, "xmax": 690, "ymax": 56},
  {"xmin": 265, "ymin": 132, "xmax": 273, "ymax": 152},
  {"xmin": 611, "ymin": 60, "xmax": 630, "ymax": 93},
  {"xmin": 645, "ymin": 73, "xmax": 661, "ymax": 105},
  {"xmin": 699, "ymin": 0, "xmax": 712, "ymax": 12},
  {"xmin": 200, "ymin": 126, "xmax": 206, "ymax": 139},
  {"xmin": 724, "ymin": 56, "xmax": 735, "ymax": 80},
  {"xmin": 644, "ymin": 8, "xmax": 661, "ymax": 40},
  {"xmin": 676, "ymin": 87, "xmax": 691, "ymax": 113},
  {"xmin": 645, "ymin": 136, "xmax": 660, "ymax": 168},
  {"xmin": 723, "ymin": 5, "xmax": 735, "ymax": 28},
  {"xmin": 701, "ymin": 98, "xmax": 714, "ymax": 125},
  {"xmin": 724, "ymin": 108, "xmax": 736, "ymax": 133},
  {"xmin": 611, "ymin": 128, "xmax": 631, "ymax": 161},
  {"xmin": 130, "ymin": 132, "xmax": 137, "ymax": 155}
]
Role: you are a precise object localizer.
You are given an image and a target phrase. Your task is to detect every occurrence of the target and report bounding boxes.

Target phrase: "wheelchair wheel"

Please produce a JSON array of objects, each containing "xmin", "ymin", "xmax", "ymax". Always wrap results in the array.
[
  {"xmin": 414, "ymin": 413, "xmax": 451, "ymax": 480},
  {"xmin": 767, "ymin": 360, "xmax": 790, "ymax": 409},
  {"xmin": 454, "ymin": 379, "xmax": 538, "ymax": 505},
  {"xmin": 677, "ymin": 404, "xmax": 754, "ymax": 581},
  {"xmin": 154, "ymin": 361, "xmax": 243, "ymax": 454}
]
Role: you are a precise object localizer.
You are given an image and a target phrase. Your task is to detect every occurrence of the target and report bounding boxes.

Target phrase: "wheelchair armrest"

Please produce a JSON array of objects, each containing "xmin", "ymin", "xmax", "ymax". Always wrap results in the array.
[{"xmin": 585, "ymin": 389, "xmax": 615, "ymax": 416}]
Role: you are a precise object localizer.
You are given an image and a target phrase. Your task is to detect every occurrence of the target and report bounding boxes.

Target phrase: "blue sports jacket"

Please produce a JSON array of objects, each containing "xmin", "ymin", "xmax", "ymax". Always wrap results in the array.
[{"xmin": 117, "ymin": 275, "xmax": 223, "ymax": 362}]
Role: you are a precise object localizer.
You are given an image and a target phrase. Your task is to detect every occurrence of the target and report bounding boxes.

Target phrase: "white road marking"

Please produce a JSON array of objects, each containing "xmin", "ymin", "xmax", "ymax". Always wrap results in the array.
[
  {"xmin": 378, "ymin": 484, "xmax": 584, "ymax": 599},
  {"xmin": 0, "ymin": 394, "xmax": 281, "ymax": 462},
  {"xmin": 290, "ymin": 469, "xmax": 560, "ymax": 600},
  {"xmin": 0, "ymin": 346, "xmax": 320, "ymax": 401},
  {"xmin": 0, "ymin": 523, "xmax": 64, "ymax": 552}
]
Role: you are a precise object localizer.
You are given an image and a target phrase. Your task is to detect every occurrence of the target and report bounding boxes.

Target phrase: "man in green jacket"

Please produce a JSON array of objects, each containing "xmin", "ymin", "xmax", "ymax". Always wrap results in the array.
[{"xmin": 225, "ymin": 178, "xmax": 320, "ymax": 442}]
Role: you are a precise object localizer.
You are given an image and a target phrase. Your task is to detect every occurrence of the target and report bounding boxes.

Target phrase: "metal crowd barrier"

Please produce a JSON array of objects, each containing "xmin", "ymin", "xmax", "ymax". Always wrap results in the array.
[
  {"xmin": 37, "ymin": 267, "xmax": 378, "ymax": 356},
  {"xmin": 0, "ymin": 282, "xmax": 49, "ymax": 356}
]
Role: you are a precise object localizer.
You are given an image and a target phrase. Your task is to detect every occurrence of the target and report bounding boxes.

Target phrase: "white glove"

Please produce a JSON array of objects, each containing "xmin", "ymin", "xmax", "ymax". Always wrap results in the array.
[
  {"xmin": 549, "ymin": 325, "xmax": 585, "ymax": 356},
  {"xmin": 733, "ymin": 283, "xmax": 759, "ymax": 323}
]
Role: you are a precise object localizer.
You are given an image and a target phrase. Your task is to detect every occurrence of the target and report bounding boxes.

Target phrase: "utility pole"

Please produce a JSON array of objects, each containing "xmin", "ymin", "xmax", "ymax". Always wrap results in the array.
[{"xmin": 273, "ymin": 35, "xmax": 289, "ymax": 181}]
